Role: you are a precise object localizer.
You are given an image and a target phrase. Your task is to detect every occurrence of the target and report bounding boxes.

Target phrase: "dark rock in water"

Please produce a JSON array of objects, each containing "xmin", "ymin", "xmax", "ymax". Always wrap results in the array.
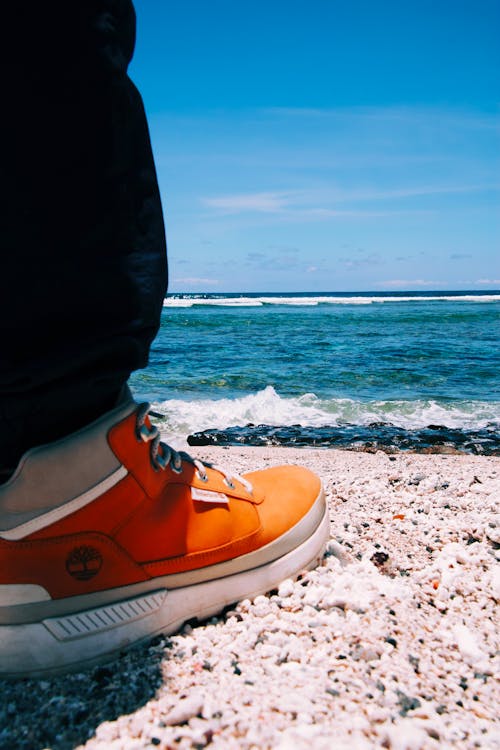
[{"xmin": 187, "ymin": 422, "xmax": 500, "ymax": 455}]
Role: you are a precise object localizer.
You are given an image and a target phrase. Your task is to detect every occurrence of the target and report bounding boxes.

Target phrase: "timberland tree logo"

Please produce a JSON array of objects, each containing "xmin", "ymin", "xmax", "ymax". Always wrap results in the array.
[{"xmin": 66, "ymin": 546, "xmax": 103, "ymax": 581}]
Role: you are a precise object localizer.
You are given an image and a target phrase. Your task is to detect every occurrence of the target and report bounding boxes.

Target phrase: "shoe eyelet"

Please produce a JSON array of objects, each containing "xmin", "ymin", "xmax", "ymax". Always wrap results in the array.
[
  {"xmin": 137, "ymin": 423, "xmax": 159, "ymax": 443},
  {"xmin": 171, "ymin": 463, "xmax": 183, "ymax": 475},
  {"xmin": 196, "ymin": 471, "xmax": 209, "ymax": 483},
  {"xmin": 224, "ymin": 478, "xmax": 236, "ymax": 490}
]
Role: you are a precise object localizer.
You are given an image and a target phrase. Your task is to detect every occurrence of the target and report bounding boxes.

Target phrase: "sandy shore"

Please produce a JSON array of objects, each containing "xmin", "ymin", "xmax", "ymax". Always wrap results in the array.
[{"xmin": 1, "ymin": 447, "xmax": 499, "ymax": 750}]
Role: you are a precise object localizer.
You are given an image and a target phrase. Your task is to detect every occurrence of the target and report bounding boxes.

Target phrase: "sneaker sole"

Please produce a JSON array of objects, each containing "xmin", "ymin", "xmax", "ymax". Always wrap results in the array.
[{"xmin": 0, "ymin": 490, "xmax": 330, "ymax": 678}]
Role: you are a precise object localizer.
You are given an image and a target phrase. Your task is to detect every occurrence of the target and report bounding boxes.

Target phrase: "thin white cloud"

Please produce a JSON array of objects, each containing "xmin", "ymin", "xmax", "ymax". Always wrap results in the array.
[
  {"xmin": 263, "ymin": 107, "xmax": 331, "ymax": 118},
  {"xmin": 301, "ymin": 207, "xmax": 430, "ymax": 218},
  {"xmin": 302, "ymin": 184, "xmax": 500, "ymax": 206},
  {"xmin": 350, "ymin": 184, "xmax": 500, "ymax": 201},
  {"xmin": 339, "ymin": 253, "xmax": 383, "ymax": 268},
  {"xmin": 245, "ymin": 249, "xmax": 300, "ymax": 271},
  {"xmin": 202, "ymin": 192, "xmax": 292, "ymax": 213},
  {"xmin": 267, "ymin": 244, "xmax": 300, "ymax": 253},
  {"xmin": 175, "ymin": 277, "xmax": 219, "ymax": 286},
  {"xmin": 262, "ymin": 106, "xmax": 500, "ymax": 132},
  {"xmin": 476, "ymin": 279, "xmax": 500, "ymax": 285},
  {"xmin": 201, "ymin": 182, "xmax": 497, "ymax": 221},
  {"xmin": 375, "ymin": 279, "xmax": 447, "ymax": 288}
]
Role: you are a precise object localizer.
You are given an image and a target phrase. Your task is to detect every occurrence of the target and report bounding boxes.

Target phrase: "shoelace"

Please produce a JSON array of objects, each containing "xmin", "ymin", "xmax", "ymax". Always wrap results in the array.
[{"xmin": 135, "ymin": 403, "xmax": 253, "ymax": 493}]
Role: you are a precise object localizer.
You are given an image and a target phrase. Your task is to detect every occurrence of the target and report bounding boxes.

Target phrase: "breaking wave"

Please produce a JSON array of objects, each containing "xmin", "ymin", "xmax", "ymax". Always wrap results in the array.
[{"xmin": 151, "ymin": 386, "xmax": 500, "ymax": 453}]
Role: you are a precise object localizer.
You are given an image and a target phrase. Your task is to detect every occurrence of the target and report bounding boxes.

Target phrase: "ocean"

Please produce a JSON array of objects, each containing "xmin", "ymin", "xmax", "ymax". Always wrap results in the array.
[{"xmin": 129, "ymin": 291, "xmax": 500, "ymax": 454}]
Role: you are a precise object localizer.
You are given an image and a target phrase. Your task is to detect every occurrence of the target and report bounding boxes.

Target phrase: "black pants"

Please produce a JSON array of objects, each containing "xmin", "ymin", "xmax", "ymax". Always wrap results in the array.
[{"xmin": 0, "ymin": 2, "xmax": 167, "ymax": 477}]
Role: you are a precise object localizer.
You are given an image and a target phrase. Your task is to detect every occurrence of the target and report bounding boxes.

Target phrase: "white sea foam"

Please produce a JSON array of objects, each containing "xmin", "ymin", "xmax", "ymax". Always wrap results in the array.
[
  {"xmin": 152, "ymin": 385, "xmax": 500, "ymax": 441},
  {"xmin": 163, "ymin": 294, "xmax": 500, "ymax": 308},
  {"xmin": 163, "ymin": 297, "xmax": 264, "ymax": 308}
]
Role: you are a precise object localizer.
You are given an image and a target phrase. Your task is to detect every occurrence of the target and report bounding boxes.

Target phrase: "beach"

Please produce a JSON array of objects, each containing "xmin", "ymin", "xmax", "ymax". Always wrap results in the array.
[{"xmin": 2, "ymin": 446, "xmax": 498, "ymax": 750}]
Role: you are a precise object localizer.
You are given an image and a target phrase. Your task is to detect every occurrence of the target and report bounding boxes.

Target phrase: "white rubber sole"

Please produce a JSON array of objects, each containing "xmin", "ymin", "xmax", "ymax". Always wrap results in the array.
[{"xmin": 0, "ymin": 505, "xmax": 330, "ymax": 679}]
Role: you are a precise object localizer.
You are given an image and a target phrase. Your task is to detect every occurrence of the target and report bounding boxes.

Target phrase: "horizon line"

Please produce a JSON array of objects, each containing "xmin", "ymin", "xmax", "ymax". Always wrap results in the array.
[{"xmin": 165, "ymin": 288, "xmax": 500, "ymax": 296}]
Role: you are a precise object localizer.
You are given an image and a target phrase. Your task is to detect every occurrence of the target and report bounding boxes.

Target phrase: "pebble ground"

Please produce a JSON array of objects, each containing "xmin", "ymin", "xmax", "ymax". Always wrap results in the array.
[{"xmin": 1, "ymin": 448, "xmax": 498, "ymax": 750}]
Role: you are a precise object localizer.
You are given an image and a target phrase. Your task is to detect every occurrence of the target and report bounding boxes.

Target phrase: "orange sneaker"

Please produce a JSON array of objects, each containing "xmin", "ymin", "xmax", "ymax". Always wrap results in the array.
[{"xmin": 0, "ymin": 397, "xmax": 328, "ymax": 677}]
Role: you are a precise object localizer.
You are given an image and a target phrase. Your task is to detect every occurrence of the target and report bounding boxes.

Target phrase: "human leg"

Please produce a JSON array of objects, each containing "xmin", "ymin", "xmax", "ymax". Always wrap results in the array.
[{"xmin": 0, "ymin": 1, "xmax": 167, "ymax": 478}]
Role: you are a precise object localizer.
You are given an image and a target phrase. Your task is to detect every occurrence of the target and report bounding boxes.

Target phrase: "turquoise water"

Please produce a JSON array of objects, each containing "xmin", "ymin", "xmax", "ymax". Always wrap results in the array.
[{"xmin": 130, "ymin": 292, "xmax": 500, "ymax": 453}]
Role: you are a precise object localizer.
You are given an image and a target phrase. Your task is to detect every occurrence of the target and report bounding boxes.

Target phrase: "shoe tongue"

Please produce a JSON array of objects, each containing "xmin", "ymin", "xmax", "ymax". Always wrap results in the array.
[
  {"xmin": 191, "ymin": 487, "xmax": 229, "ymax": 504},
  {"xmin": 110, "ymin": 398, "xmax": 139, "ymax": 426}
]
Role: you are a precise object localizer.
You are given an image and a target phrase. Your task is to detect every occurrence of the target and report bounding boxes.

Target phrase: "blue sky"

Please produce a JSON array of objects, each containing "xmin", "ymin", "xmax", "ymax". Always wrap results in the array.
[{"xmin": 130, "ymin": 0, "xmax": 500, "ymax": 293}]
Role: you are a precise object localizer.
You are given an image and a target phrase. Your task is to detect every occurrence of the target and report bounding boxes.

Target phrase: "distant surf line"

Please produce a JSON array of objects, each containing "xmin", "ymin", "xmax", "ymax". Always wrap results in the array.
[{"xmin": 163, "ymin": 291, "xmax": 500, "ymax": 308}]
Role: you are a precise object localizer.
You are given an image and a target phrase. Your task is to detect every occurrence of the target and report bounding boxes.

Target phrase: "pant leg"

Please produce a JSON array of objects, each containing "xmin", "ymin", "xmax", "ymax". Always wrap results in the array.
[{"xmin": 0, "ymin": 1, "xmax": 167, "ymax": 476}]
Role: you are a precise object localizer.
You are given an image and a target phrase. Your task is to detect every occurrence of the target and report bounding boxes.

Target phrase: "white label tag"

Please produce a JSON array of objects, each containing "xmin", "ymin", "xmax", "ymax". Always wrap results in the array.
[{"xmin": 191, "ymin": 487, "xmax": 229, "ymax": 504}]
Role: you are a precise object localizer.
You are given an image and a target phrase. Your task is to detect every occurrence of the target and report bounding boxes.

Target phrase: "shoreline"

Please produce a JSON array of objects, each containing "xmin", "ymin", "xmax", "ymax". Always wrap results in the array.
[
  {"xmin": 212, "ymin": 444, "xmax": 500, "ymax": 459},
  {"xmin": 2, "ymin": 447, "xmax": 499, "ymax": 750},
  {"xmin": 191, "ymin": 441, "xmax": 500, "ymax": 457}
]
